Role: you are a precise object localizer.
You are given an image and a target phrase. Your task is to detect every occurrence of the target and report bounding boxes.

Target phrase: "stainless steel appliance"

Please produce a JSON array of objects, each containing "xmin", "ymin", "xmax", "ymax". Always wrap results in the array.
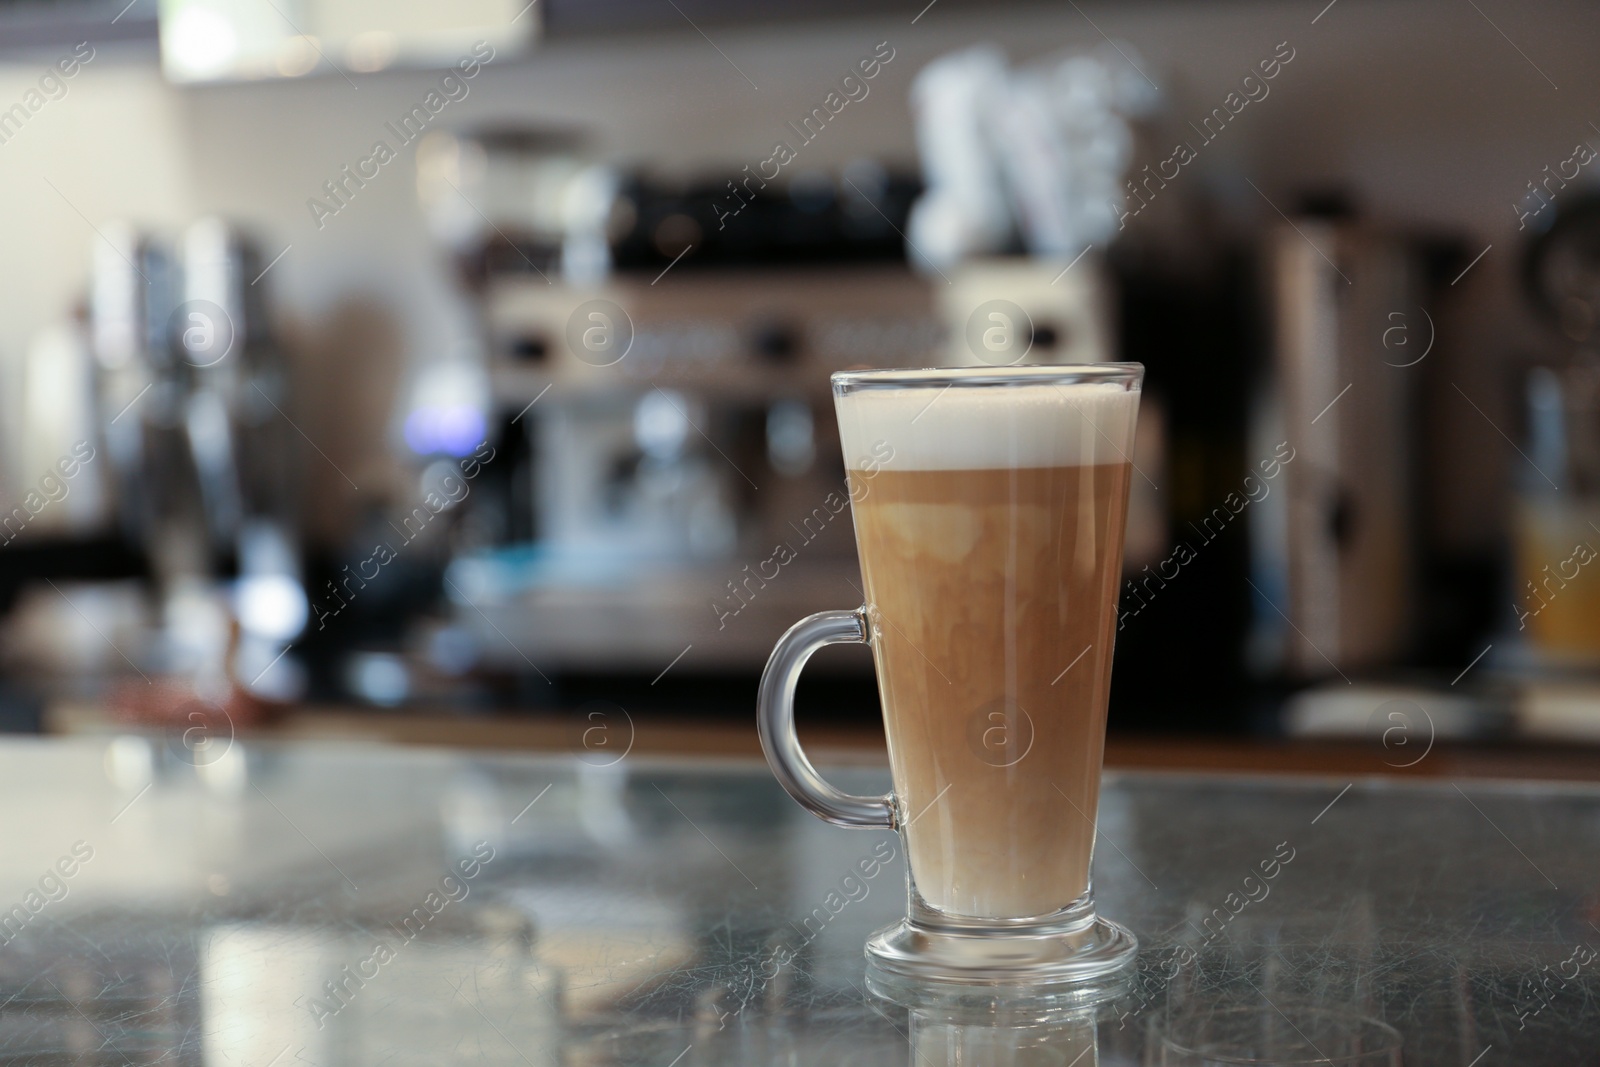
[
  {"xmin": 449, "ymin": 265, "xmax": 940, "ymax": 674},
  {"xmin": 87, "ymin": 219, "xmax": 306, "ymax": 696},
  {"xmin": 1255, "ymin": 217, "xmax": 1424, "ymax": 676}
]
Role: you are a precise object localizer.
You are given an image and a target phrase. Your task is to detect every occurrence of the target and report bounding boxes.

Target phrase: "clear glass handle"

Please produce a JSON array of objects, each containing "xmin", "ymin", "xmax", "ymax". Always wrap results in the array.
[{"xmin": 758, "ymin": 607, "xmax": 896, "ymax": 829}]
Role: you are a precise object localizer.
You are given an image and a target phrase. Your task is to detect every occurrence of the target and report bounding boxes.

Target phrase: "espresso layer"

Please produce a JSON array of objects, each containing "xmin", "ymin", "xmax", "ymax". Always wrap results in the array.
[{"xmin": 848, "ymin": 463, "xmax": 1132, "ymax": 919}]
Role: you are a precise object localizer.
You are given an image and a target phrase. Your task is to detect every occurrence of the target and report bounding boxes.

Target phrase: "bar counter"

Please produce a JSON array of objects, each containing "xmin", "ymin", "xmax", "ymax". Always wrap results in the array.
[{"xmin": 0, "ymin": 733, "xmax": 1595, "ymax": 1064}]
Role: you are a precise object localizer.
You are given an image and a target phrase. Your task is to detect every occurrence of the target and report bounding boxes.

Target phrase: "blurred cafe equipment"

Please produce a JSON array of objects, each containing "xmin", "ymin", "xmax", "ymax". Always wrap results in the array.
[
  {"xmin": 1, "ymin": 0, "xmax": 1600, "ymax": 1062},
  {"xmin": 0, "ymin": 0, "xmax": 1597, "ymax": 748}
]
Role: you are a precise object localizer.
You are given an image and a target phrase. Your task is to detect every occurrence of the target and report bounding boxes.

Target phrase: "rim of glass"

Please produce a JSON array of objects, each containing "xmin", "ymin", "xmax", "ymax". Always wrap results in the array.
[{"xmin": 832, "ymin": 363, "xmax": 1142, "ymax": 394}]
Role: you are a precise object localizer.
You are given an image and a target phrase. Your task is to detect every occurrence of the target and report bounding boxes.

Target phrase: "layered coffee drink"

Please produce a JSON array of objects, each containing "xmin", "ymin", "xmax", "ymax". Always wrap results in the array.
[{"xmin": 836, "ymin": 381, "xmax": 1138, "ymax": 919}]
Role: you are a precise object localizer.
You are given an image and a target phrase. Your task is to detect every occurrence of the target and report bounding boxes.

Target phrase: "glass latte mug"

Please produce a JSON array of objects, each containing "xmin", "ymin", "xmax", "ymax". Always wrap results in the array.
[{"xmin": 758, "ymin": 364, "xmax": 1142, "ymax": 991}]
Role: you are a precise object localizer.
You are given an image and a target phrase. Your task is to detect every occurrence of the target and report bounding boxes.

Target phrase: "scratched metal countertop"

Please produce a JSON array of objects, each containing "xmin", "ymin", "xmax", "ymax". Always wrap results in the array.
[{"xmin": 0, "ymin": 735, "xmax": 1593, "ymax": 1065}]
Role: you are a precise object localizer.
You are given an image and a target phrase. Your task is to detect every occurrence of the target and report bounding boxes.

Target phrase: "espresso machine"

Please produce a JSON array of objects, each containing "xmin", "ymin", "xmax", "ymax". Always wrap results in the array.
[{"xmin": 416, "ymin": 131, "xmax": 942, "ymax": 681}]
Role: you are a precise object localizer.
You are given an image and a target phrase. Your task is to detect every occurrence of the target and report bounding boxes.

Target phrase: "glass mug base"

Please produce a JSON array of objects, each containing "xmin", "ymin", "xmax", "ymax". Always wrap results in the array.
[{"xmin": 864, "ymin": 908, "xmax": 1138, "ymax": 997}]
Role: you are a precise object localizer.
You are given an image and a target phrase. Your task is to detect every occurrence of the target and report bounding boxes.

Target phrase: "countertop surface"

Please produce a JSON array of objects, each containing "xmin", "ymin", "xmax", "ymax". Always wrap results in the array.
[{"xmin": 0, "ymin": 734, "xmax": 1596, "ymax": 1064}]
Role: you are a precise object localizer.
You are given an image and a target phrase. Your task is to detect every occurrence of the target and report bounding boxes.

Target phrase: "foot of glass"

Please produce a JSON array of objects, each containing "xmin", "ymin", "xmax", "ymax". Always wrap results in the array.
[{"xmin": 864, "ymin": 913, "xmax": 1137, "ymax": 1005}]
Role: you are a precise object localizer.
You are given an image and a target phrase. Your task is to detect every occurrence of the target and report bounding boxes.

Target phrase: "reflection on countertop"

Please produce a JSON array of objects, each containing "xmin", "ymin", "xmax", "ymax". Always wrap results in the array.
[{"xmin": 0, "ymin": 736, "xmax": 1595, "ymax": 1063}]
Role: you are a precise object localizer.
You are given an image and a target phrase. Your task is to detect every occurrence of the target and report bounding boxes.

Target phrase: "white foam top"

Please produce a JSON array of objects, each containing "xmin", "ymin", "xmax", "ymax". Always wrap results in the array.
[{"xmin": 834, "ymin": 380, "xmax": 1139, "ymax": 471}]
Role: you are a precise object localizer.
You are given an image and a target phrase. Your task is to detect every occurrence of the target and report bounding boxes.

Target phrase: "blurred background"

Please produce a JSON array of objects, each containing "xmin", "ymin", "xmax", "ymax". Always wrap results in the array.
[{"xmin": 0, "ymin": 0, "xmax": 1597, "ymax": 764}]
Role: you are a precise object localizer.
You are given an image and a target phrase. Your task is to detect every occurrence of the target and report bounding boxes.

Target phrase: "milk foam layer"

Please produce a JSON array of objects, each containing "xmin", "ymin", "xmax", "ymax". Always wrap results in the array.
[{"xmin": 835, "ymin": 380, "xmax": 1139, "ymax": 471}]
